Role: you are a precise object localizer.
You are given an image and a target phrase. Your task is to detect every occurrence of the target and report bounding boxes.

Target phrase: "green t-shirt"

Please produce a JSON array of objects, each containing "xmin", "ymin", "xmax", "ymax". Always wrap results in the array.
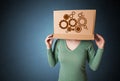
[{"xmin": 47, "ymin": 39, "xmax": 104, "ymax": 81}]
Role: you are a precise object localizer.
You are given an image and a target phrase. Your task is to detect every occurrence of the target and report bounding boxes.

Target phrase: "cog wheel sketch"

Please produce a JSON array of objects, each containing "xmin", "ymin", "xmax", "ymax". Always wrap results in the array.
[
  {"xmin": 78, "ymin": 17, "xmax": 87, "ymax": 26},
  {"xmin": 83, "ymin": 25, "xmax": 88, "ymax": 29},
  {"xmin": 78, "ymin": 12, "xmax": 87, "ymax": 29},
  {"xmin": 69, "ymin": 18, "xmax": 77, "ymax": 27},
  {"xmin": 59, "ymin": 11, "xmax": 88, "ymax": 33},
  {"xmin": 63, "ymin": 14, "xmax": 69, "ymax": 20},
  {"xmin": 59, "ymin": 20, "xmax": 68, "ymax": 29},
  {"xmin": 67, "ymin": 27, "xmax": 72, "ymax": 32},
  {"xmin": 75, "ymin": 26, "xmax": 82, "ymax": 33}
]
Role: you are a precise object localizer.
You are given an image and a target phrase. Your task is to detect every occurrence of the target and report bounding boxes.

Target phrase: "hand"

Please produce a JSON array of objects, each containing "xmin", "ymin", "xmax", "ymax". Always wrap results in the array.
[
  {"xmin": 45, "ymin": 34, "xmax": 53, "ymax": 49},
  {"xmin": 94, "ymin": 34, "xmax": 105, "ymax": 49}
]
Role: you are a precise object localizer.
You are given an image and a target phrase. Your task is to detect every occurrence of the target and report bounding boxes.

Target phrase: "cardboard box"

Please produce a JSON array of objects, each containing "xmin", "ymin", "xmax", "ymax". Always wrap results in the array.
[{"xmin": 53, "ymin": 10, "xmax": 96, "ymax": 40}]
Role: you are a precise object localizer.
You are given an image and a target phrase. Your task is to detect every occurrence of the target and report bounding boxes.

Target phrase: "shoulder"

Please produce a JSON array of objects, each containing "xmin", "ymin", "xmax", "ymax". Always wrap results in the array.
[
  {"xmin": 82, "ymin": 40, "xmax": 93, "ymax": 47},
  {"xmin": 55, "ymin": 39, "xmax": 63, "ymax": 43},
  {"xmin": 54, "ymin": 39, "xmax": 64, "ymax": 45},
  {"xmin": 82, "ymin": 40, "xmax": 93, "ymax": 44},
  {"xmin": 54, "ymin": 39, "xmax": 64, "ymax": 49}
]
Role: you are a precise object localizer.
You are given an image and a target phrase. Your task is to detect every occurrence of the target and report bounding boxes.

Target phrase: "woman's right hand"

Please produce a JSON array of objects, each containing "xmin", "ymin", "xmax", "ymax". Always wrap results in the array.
[{"xmin": 45, "ymin": 34, "xmax": 53, "ymax": 49}]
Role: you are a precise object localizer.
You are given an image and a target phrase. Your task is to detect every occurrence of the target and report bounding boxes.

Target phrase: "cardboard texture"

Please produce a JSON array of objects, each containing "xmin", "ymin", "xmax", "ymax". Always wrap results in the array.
[{"xmin": 53, "ymin": 10, "xmax": 96, "ymax": 40}]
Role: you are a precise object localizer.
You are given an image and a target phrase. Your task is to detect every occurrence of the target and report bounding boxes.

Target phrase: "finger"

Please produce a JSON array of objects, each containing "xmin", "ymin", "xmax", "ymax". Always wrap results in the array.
[
  {"xmin": 45, "ymin": 34, "xmax": 53, "ymax": 41},
  {"xmin": 96, "ymin": 34, "xmax": 105, "ymax": 44},
  {"xmin": 48, "ymin": 34, "xmax": 53, "ymax": 38},
  {"xmin": 96, "ymin": 34, "xmax": 104, "ymax": 41},
  {"xmin": 94, "ymin": 34, "xmax": 100, "ymax": 41},
  {"xmin": 45, "ymin": 37, "xmax": 52, "ymax": 43},
  {"xmin": 47, "ymin": 36, "xmax": 53, "ymax": 41},
  {"xmin": 96, "ymin": 34, "xmax": 104, "ymax": 39},
  {"xmin": 96, "ymin": 34, "xmax": 102, "ymax": 38}
]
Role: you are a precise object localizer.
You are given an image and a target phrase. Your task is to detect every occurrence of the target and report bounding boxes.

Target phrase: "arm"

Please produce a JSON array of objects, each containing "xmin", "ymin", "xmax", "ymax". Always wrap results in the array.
[
  {"xmin": 87, "ymin": 34, "xmax": 105, "ymax": 71},
  {"xmin": 47, "ymin": 40, "xmax": 59, "ymax": 67},
  {"xmin": 45, "ymin": 34, "xmax": 59, "ymax": 67},
  {"xmin": 87, "ymin": 42, "xmax": 104, "ymax": 71}
]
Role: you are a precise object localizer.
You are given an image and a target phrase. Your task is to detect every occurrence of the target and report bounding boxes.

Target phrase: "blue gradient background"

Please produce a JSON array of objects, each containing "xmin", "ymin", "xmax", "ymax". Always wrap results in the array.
[{"xmin": 0, "ymin": 0, "xmax": 119, "ymax": 81}]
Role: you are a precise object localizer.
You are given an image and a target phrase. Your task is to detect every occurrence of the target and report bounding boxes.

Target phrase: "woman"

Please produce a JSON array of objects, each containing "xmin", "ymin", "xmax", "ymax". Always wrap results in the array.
[{"xmin": 45, "ymin": 33, "xmax": 105, "ymax": 81}]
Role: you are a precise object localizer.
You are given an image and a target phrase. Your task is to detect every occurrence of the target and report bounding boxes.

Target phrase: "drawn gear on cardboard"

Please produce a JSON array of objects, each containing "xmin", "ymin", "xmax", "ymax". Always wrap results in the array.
[{"xmin": 59, "ymin": 11, "xmax": 88, "ymax": 33}]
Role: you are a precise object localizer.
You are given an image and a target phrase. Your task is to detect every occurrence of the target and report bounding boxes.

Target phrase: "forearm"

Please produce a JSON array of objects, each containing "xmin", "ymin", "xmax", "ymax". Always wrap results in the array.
[
  {"xmin": 89, "ymin": 48, "xmax": 104, "ymax": 71},
  {"xmin": 47, "ymin": 48, "xmax": 57, "ymax": 67}
]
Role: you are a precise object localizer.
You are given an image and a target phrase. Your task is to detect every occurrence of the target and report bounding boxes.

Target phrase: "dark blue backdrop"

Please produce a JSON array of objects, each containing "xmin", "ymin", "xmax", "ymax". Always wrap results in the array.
[{"xmin": 0, "ymin": 0, "xmax": 120, "ymax": 81}]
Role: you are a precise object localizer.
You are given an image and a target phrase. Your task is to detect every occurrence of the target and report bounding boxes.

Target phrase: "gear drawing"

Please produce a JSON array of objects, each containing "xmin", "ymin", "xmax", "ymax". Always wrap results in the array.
[
  {"xmin": 69, "ymin": 18, "xmax": 77, "ymax": 27},
  {"xmin": 59, "ymin": 11, "xmax": 88, "ymax": 33},
  {"xmin": 59, "ymin": 20, "xmax": 68, "ymax": 29},
  {"xmin": 63, "ymin": 14, "xmax": 69, "ymax": 20},
  {"xmin": 75, "ymin": 26, "xmax": 82, "ymax": 33},
  {"xmin": 78, "ymin": 12, "xmax": 87, "ymax": 29}
]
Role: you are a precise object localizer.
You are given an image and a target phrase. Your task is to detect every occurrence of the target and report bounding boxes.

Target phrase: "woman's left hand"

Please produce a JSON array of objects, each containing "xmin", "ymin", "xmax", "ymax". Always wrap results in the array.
[{"xmin": 94, "ymin": 34, "xmax": 105, "ymax": 49}]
